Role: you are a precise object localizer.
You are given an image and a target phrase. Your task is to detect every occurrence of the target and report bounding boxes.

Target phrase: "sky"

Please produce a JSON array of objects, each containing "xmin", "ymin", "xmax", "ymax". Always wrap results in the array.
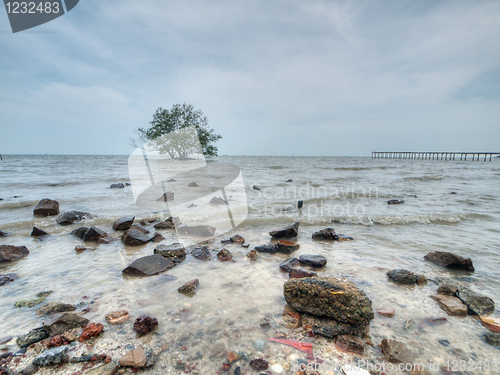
[{"xmin": 1, "ymin": 0, "xmax": 499, "ymax": 156}]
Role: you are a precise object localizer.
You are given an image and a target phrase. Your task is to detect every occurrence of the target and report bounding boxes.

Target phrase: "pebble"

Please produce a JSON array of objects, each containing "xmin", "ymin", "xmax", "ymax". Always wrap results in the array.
[
  {"xmin": 33, "ymin": 345, "xmax": 68, "ymax": 366},
  {"xmin": 270, "ymin": 364, "xmax": 283, "ymax": 373},
  {"xmin": 252, "ymin": 340, "xmax": 266, "ymax": 351}
]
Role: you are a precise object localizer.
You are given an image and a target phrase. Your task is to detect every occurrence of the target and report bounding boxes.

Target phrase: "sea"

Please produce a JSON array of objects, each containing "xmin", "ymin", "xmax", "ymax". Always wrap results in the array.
[{"xmin": 0, "ymin": 155, "xmax": 499, "ymax": 374}]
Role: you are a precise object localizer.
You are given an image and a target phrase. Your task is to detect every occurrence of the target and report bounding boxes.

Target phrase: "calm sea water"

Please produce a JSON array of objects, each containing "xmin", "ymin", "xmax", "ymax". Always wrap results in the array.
[{"xmin": 1, "ymin": 155, "xmax": 499, "ymax": 374}]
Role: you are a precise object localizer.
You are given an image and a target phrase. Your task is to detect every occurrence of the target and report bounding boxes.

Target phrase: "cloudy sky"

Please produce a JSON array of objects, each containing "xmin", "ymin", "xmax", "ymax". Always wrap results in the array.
[{"xmin": 1, "ymin": 0, "xmax": 499, "ymax": 156}]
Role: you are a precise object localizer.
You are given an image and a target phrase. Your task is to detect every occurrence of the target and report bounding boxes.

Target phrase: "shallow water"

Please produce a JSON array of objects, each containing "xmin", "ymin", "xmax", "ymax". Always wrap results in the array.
[{"xmin": 1, "ymin": 155, "xmax": 499, "ymax": 374}]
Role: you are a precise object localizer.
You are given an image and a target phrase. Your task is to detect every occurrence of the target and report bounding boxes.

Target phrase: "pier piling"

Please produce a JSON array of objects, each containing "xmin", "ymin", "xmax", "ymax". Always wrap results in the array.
[{"xmin": 371, "ymin": 151, "xmax": 499, "ymax": 161}]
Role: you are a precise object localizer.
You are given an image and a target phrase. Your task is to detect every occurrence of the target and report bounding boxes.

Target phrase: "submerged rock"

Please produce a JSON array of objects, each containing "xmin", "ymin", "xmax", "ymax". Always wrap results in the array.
[
  {"xmin": 178, "ymin": 279, "xmax": 199, "ymax": 297},
  {"xmin": 122, "ymin": 255, "xmax": 174, "ymax": 276},
  {"xmin": 269, "ymin": 222, "xmax": 299, "ymax": 238},
  {"xmin": 16, "ymin": 327, "xmax": 49, "ymax": 348},
  {"xmin": 312, "ymin": 228, "xmax": 337, "ymax": 240},
  {"xmin": 217, "ymin": 249, "xmax": 233, "ymax": 262},
  {"xmin": 249, "ymin": 358, "xmax": 268, "ymax": 371},
  {"xmin": 246, "ymin": 250, "xmax": 259, "ymax": 261},
  {"xmin": 119, "ymin": 347, "xmax": 147, "ymax": 368},
  {"xmin": 279, "ymin": 257, "xmax": 300, "ymax": 272},
  {"xmin": 154, "ymin": 217, "xmax": 177, "ymax": 229},
  {"xmin": 133, "ymin": 315, "xmax": 158, "ymax": 336},
  {"xmin": 31, "ymin": 227, "xmax": 49, "ymax": 237},
  {"xmin": 424, "ymin": 251, "xmax": 474, "ymax": 271},
  {"xmin": 150, "ymin": 232, "xmax": 165, "ymax": 243},
  {"xmin": 0, "ymin": 245, "xmax": 29, "ymax": 262},
  {"xmin": 177, "ymin": 225, "xmax": 216, "ymax": 238},
  {"xmin": 33, "ymin": 199, "xmax": 60, "ymax": 216},
  {"xmin": 83, "ymin": 362, "xmax": 118, "ymax": 375},
  {"xmin": 484, "ymin": 332, "xmax": 500, "ymax": 347},
  {"xmin": 437, "ymin": 279, "xmax": 459, "ymax": 296},
  {"xmin": 36, "ymin": 302, "xmax": 76, "ymax": 316},
  {"xmin": 188, "ymin": 182, "xmax": 199, "ymax": 187},
  {"xmin": 79, "ymin": 322, "xmax": 104, "ymax": 342},
  {"xmin": 191, "ymin": 246, "xmax": 211, "ymax": 260},
  {"xmin": 105, "ymin": 310, "xmax": 130, "ymax": 325},
  {"xmin": 57, "ymin": 210, "xmax": 92, "ymax": 225},
  {"xmin": 387, "ymin": 199, "xmax": 404, "ymax": 205},
  {"xmin": 377, "ymin": 308, "xmax": 395, "ymax": 318},
  {"xmin": 289, "ymin": 268, "xmax": 317, "ymax": 279},
  {"xmin": 113, "ymin": 216, "xmax": 134, "ymax": 231},
  {"xmin": 33, "ymin": 346, "xmax": 68, "ymax": 366},
  {"xmin": 156, "ymin": 191, "xmax": 174, "ymax": 202},
  {"xmin": 43, "ymin": 312, "xmax": 89, "ymax": 335},
  {"xmin": 130, "ymin": 225, "xmax": 150, "ymax": 234},
  {"xmin": 0, "ymin": 230, "xmax": 7, "ymax": 237},
  {"xmin": 154, "ymin": 243, "xmax": 186, "ymax": 263},
  {"xmin": 431, "ymin": 295, "xmax": 467, "ymax": 317},
  {"xmin": 15, "ymin": 291, "xmax": 52, "ymax": 308},
  {"xmin": 457, "ymin": 287, "xmax": 495, "ymax": 315},
  {"xmin": 110, "ymin": 183, "xmax": 124, "ymax": 189},
  {"xmin": 299, "ymin": 254, "xmax": 327, "ymax": 268},
  {"xmin": 254, "ymin": 243, "xmax": 278, "ymax": 253},
  {"xmin": 335, "ymin": 335, "xmax": 365, "ymax": 355},
  {"xmin": 380, "ymin": 339, "xmax": 412, "ymax": 363},
  {"xmin": 0, "ymin": 273, "xmax": 18, "ymax": 287},
  {"xmin": 230, "ymin": 234, "xmax": 245, "ymax": 244},
  {"xmin": 387, "ymin": 269, "xmax": 426, "ymax": 285},
  {"xmin": 121, "ymin": 229, "xmax": 151, "ymax": 246},
  {"xmin": 253, "ymin": 185, "xmax": 260, "ymax": 190},
  {"xmin": 209, "ymin": 196, "xmax": 227, "ymax": 205},
  {"xmin": 276, "ymin": 240, "xmax": 299, "ymax": 253},
  {"xmin": 71, "ymin": 226, "xmax": 107, "ymax": 242}
]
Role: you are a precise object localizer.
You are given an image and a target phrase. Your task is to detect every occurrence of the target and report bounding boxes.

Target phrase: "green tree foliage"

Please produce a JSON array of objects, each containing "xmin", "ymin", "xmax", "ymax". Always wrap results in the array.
[{"xmin": 136, "ymin": 103, "xmax": 222, "ymax": 158}]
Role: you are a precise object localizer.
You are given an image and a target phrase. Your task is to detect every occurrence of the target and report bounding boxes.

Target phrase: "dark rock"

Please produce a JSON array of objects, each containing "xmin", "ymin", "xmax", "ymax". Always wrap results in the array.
[
  {"xmin": 139, "ymin": 218, "xmax": 156, "ymax": 225},
  {"xmin": 249, "ymin": 358, "xmax": 268, "ymax": 371},
  {"xmin": 33, "ymin": 345, "xmax": 68, "ymax": 366},
  {"xmin": 0, "ymin": 273, "xmax": 18, "ymax": 286},
  {"xmin": 110, "ymin": 183, "xmax": 124, "ymax": 189},
  {"xmin": 484, "ymin": 332, "xmax": 500, "ymax": 347},
  {"xmin": 0, "ymin": 230, "xmax": 6, "ymax": 237},
  {"xmin": 289, "ymin": 268, "xmax": 317, "ymax": 279},
  {"xmin": 121, "ymin": 229, "xmax": 151, "ymax": 246},
  {"xmin": 188, "ymin": 182, "xmax": 198, "ymax": 187},
  {"xmin": 130, "ymin": 225, "xmax": 150, "ymax": 234},
  {"xmin": 388, "ymin": 199, "xmax": 404, "ymax": 205},
  {"xmin": 230, "ymin": 234, "xmax": 245, "ymax": 244},
  {"xmin": 254, "ymin": 243, "xmax": 278, "ymax": 253},
  {"xmin": 150, "ymin": 232, "xmax": 164, "ymax": 243},
  {"xmin": 178, "ymin": 279, "xmax": 199, "ymax": 297},
  {"xmin": 387, "ymin": 269, "xmax": 426, "ymax": 285},
  {"xmin": 285, "ymin": 179, "xmax": 292, "ymax": 182},
  {"xmin": 82, "ymin": 227, "xmax": 107, "ymax": 242},
  {"xmin": 209, "ymin": 196, "xmax": 227, "ymax": 206},
  {"xmin": 97, "ymin": 236, "xmax": 118, "ymax": 244},
  {"xmin": 437, "ymin": 280, "xmax": 459, "ymax": 296},
  {"xmin": 246, "ymin": 250, "xmax": 259, "ymax": 261},
  {"xmin": 70, "ymin": 227, "xmax": 88, "ymax": 239},
  {"xmin": 438, "ymin": 339, "xmax": 450, "ymax": 347},
  {"xmin": 122, "ymin": 255, "xmax": 174, "ymax": 276},
  {"xmin": 276, "ymin": 240, "xmax": 299, "ymax": 253},
  {"xmin": 0, "ymin": 245, "xmax": 29, "ymax": 262},
  {"xmin": 31, "ymin": 227, "xmax": 49, "ymax": 237},
  {"xmin": 113, "ymin": 217, "xmax": 134, "ymax": 231},
  {"xmin": 156, "ymin": 191, "xmax": 174, "ymax": 202},
  {"xmin": 424, "ymin": 251, "xmax": 474, "ymax": 271},
  {"xmin": 279, "ymin": 257, "xmax": 300, "ymax": 272},
  {"xmin": 312, "ymin": 228, "xmax": 337, "ymax": 240},
  {"xmin": 133, "ymin": 316, "xmax": 158, "ymax": 336},
  {"xmin": 299, "ymin": 254, "xmax": 327, "ymax": 268},
  {"xmin": 380, "ymin": 339, "xmax": 412, "ymax": 363},
  {"xmin": 56, "ymin": 211, "xmax": 92, "ymax": 225},
  {"xmin": 337, "ymin": 235, "xmax": 354, "ymax": 241},
  {"xmin": 284, "ymin": 277, "xmax": 374, "ymax": 327},
  {"xmin": 430, "ymin": 295, "xmax": 467, "ymax": 316},
  {"xmin": 177, "ymin": 225, "xmax": 216, "ymax": 238},
  {"xmin": 154, "ymin": 243, "xmax": 186, "ymax": 263},
  {"xmin": 16, "ymin": 328, "xmax": 49, "ymax": 348},
  {"xmin": 167, "ymin": 178, "xmax": 176, "ymax": 182},
  {"xmin": 33, "ymin": 199, "xmax": 59, "ymax": 216},
  {"xmin": 457, "ymin": 287, "xmax": 495, "ymax": 315},
  {"xmin": 191, "ymin": 246, "xmax": 211, "ymax": 260},
  {"xmin": 43, "ymin": 313, "xmax": 89, "ymax": 336},
  {"xmin": 269, "ymin": 221, "xmax": 299, "ymax": 238},
  {"xmin": 217, "ymin": 249, "xmax": 233, "ymax": 262},
  {"xmin": 253, "ymin": 186, "xmax": 260, "ymax": 190},
  {"xmin": 154, "ymin": 217, "xmax": 177, "ymax": 229},
  {"xmin": 20, "ymin": 364, "xmax": 38, "ymax": 375},
  {"xmin": 37, "ymin": 302, "xmax": 76, "ymax": 316},
  {"xmin": 75, "ymin": 245, "xmax": 87, "ymax": 252}
]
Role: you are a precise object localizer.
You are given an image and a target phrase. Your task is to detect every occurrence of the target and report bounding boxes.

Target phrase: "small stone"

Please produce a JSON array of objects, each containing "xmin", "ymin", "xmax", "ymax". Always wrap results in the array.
[
  {"xmin": 312, "ymin": 228, "xmax": 337, "ymax": 240},
  {"xmin": 484, "ymin": 332, "xmax": 500, "ymax": 347},
  {"xmin": 437, "ymin": 280, "xmax": 459, "ymax": 296},
  {"xmin": 387, "ymin": 269, "xmax": 426, "ymax": 285},
  {"xmin": 285, "ymin": 179, "xmax": 292, "ymax": 182},
  {"xmin": 191, "ymin": 246, "xmax": 211, "ymax": 260},
  {"xmin": 424, "ymin": 251, "xmax": 474, "ymax": 271},
  {"xmin": 254, "ymin": 243, "xmax": 278, "ymax": 253},
  {"xmin": 0, "ymin": 230, "xmax": 6, "ymax": 237},
  {"xmin": 253, "ymin": 185, "xmax": 260, "ymax": 190},
  {"xmin": 217, "ymin": 249, "xmax": 233, "ymax": 262},
  {"xmin": 37, "ymin": 302, "xmax": 76, "ymax": 316},
  {"xmin": 282, "ymin": 362, "xmax": 291, "ymax": 371},
  {"xmin": 299, "ymin": 254, "xmax": 326, "ymax": 268},
  {"xmin": 387, "ymin": 199, "xmax": 404, "ymax": 204},
  {"xmin": 335, "ymin": 335, "xmax": 365, "ymax": 355},
  {"xmin": 31, "ymin": 227, "xmax": 49, "ymax": 237},
  {"xmin": 79, "ymin": 322, "xmax": 103, "ymax": 342},
  {"xmin": 457, "ymin": 287, "xmax": 495, "ymax": 315},
  {"xmin": 20, "ymin": 364, "xmax": 38, "ymax": 375},
  {"xmin": 227, "ymin": 352, "xmax": 239, "ymax": 363},
  {"xmin": 188, "ymin": 182, "xmax": 199, "ymax": 187},
  {"xmin": 56, "ymin": 210, "xmax": 92, "ymax": 225},
  {"xmin": 209, "ymin": 196, "xmax": 227, "ymax": 205},
  {"xmin": 252, "ymin": 341, "xmax": 266, "ymax": 351},
  {"xmin": 122, "ymin": 255, "xmax": 174, "ymax": 277},
  {"xmin": 289, "ymin": 268, "xmax": 317, "ymax": 279},
  {"xmin": 110, "ymin": 183, "xmax": 124, "ymax": 188},
  {"xmin": 46, "ymin": 335, "xmax": 68, "ymax": 348},
  {"xmin": 269, "ymin": 222, "xmax": 299, "ymax": 238},
  {"xmin": 133, "ymin": 315, "xmax": 158, "ymax": 336},
  {"xmin": 431, "ymin": 295, "xmax": 468, "ymax": 317},
  {"xmin": 438, "ymin": 339, "xmax": 450, "ymax": 347},
  {"xmin": 16, "ymin": 328, "xmax": 49, "ymax": 348},
  {"xmin": 380, "ymin": 339, "xmax": 412, "ymax": 363},
  {"xmin": 33, "ymin": 345, "xmax": 68, "ymax": 366},
  {"xmin": 246, "ymin": 250, "xmax": 259, "ymax": 261},
  {"xmin": 336, "ymin": 235, "xmax": 354, "ymax": 241},
  {"xmin": 105, "ymin": 310, "xmax": 130, "ymax": 325},
  {"xmin": 75, "ymin": 245, "xmax": 87, "ymax": 251},
  {"xmin": 279, "ymin": 258, "xmax": 299, "ymax": 272},
  {"xmin": 156, "ymin": 191, "xmax": 174, "ymax": 202},
  {"xmin": 150, "ymin": 232, "xmax": 165, "ymax": 243},
  {"xmin": 230, "ymin": 234, "xmax": 245, "ymax": 244},
  {"xmin": 119, "ymin": 347, "xmax": 147, "ymax": 368},
  {"xmin": 377, "ymin": 308, "xmax": 395, "ymax": 318},
  {"xmin": 270, "ymin": 364, "xmax": 283, "ymax": 374},
  {"xmin": 43, "ymin": 313, "xmax": 89, "ymax": 336},
  {"xmin": 33, "ymin": 199, "xmax": 59, "ymax": 216},
  {"xmin": 62, "ymin": 332, "xmax": 76, "ymax": 342},
  {"xmin": 178, "ymin": 279, "xmax": 199, "ymax": 297},
  {"xmin": 83, "ymin": 362, "xmax": 118, "ymax": 375},
  {"xmin": 0, "ymin": 245, "xmax": 29, "ymax": 262},
  {"xmin": 112, "ymin": 217, "xmax": 134, "ymax": 231},
  {"xmin": 154, "ymin": 243, "xmax": 186, "ymax": 263},
  {"xmin": 0, "ymin": 273, "xmax": 18, "ymax": 286},
  {"xmin": 276, "ymin": 240, "xmax": 299, "ymax": 253},
  {"xmin": 210, "ymin": 342, "xmax": 225, "ymax": 357}
]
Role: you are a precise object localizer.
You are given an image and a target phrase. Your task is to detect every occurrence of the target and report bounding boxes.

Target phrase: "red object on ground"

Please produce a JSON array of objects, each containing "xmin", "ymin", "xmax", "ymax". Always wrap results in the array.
[{"xmin": 267, "ymin": 338, "xmax": 313, "ymax": 359}]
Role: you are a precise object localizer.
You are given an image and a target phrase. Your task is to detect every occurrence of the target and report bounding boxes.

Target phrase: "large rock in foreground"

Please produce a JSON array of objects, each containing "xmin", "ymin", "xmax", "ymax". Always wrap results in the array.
[
  {"xmin": 122, "ymin": 255, "xmax": 174, "ymax": 276},
  {"xmin": 57, "ymin": 210, "xmax": 92, "ymax": 225},
  {"xmin": 0, "ymin": 245, "xmax": 29, "ymax": 262},
  {"xmin": 269, "ymin": 222, "xmax": 299, "ymax": 238},
  {"xmin": 284, "ymin": 277, "xmax": 374, "ymax": 328},
  {"xmin": 424, "ymin": 251, "xmax": 474, "ymax": 271},
  {"xmin": 33, "ymin": 199, "xmax": 60, "ymax": 216}
]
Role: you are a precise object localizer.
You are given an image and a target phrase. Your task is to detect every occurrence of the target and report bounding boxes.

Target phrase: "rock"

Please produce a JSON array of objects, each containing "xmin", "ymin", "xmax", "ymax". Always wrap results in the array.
[
  {"xmin": 387, "ymin": 199, "xmax": 404, "ymax": 205},
  {"xmin": 110, "ymin": 183, "xmax": 124, "ymax": 189},
  {"xmin": 43, "ymin": 313, "xmax": 89, "ymax": 336},
  {"xmin": 0, "ymin": 336, "xmax": 13, "ymax": 345},
  {"xmin": 105, "ymin": 310, "xmax": 130, "ymax": 325},
  {"xmin": 46, "ymin": 335, "xmax": 69, "ymax": 348},
  {"xmin": 253, "ymin": 185, "xmax": 260, "ymax": 190},
  {"xmin": 279, "ymin": 257, "xmax": 300, "ymax": 272},
  {"xmin": 191, "ymin": 246, "xmax": 211, "ymax": 260},
  {"xmin": 177, "ymin": 225, "xmax": 216, "ymax": 237},
  {"xmin": 79, "ymin": 322, "xmax": 103, "ymax": 342},
  {"xmin": 431, "ymin": 295, "xmax": 467, "ymax": 317},
  {"xmin": 337, "ymin": 235, "xmax": 354, "ymax": 241},
  {"xmin": 36, "ymin": 302, "xmax": 76, "ymax": 316},
  {"xmin": 437, "ymin": 280, "xmax": 459, "ymax": 296},
  {"xmin": 246, "ymin": 250, "xmax": 259, "ymax": 261},
  {"xmin": 335, "ymin": 335, "xmax": 365, "ymax": 355},
  {"xmin": 84, "ymin": 362, "xmax": 118, "ymax": 375},
  {"xmin": 230, "ymin": 234, "xmax": 245, "ymax": 244},
  {"xmin": 150, "ymin": 232, "xmax": 164, "ymax": 243},
  {"xmin": 16, "ymin": 328, "xmax": 49, "ymax": 348},
  {"xmin": 133, "ymin": 316, "xmax": 158, "ymax": 336},
  {"xmin": 154, "ymin": 217, "xmax": 177, "ymax": 229},
  {"xmin": 188, "ymin": 182, "xmax": 198, "ymax": 187},
  {"xmin": 377, "ymin": 308, "xmax": 395, "ymax": 318},
  {"xmin": 424, "ymin": 251, "xmax": 474, "ymax": 271},
  {"xmin": 31, "ymin": 227, "xmax": 49, "ymax": 237},
  {"xmin": 122, "ymin": 255, "xmax": 174, "ymax": 276},
  {"xmin": 14, "ymin": 291, "xmax": 52, "ymax": 308},
  {"xmin": 277, "ymin": 240, "xmax": 299, "ymax": 253},
  {"xmin": 269, "ymin": 222, "xmax": 299, "ymax": 238},
  {"xmin": 75, "ymin": 245, "xmax": 87, "ymax": 251},
  {"xmin": 56, "ymin": 210, "xmax": 92, "ymax": 225},
  {"xmin": 130, "ymin": 225, "xmax": 150, "ymax": 233},
  {"xmin": 286, "ymin": 179, "xmax": 292, "ymax": 182},
  {"xmin": 209, "ymin": 196, "xmax": 227, "ymax": 205},
  {"xmin": 254, "ymin": 243, "xmax": 278, "ymax": 253},
  {"xmin": 70, "ymin": 227, "xmax": 88, "ymax": 239},
  {"xmin": 119, "ymin": 347, "xmax": 147, "ymax": 368},
  {"xmin": 249, "ymin": 358, "xmax": 268, "ymax": 371},
  {"xmin": 380, "ymin": 339, "xmax": 412, "ymax": 363},
  {"xmin": 0, "ymin": 245, "xmax": 29, "ymax": 262},
  {"xmin": 0, "ymin": 230, "xmax": 6, "ymax": 237},
  {"xmin": 154, "ymin": 243, "xmax": 186, "ymax": 263},
  {"xmin": 33, "ymin": 199, "xmax": 59, "ymax": 216},
  {"xmin": 484, "ymin": 332, "xmax": 500, "ymax": 347},
  {"xmin": 457, "ymin": 287, "xmax": 495, "ymax": 315},
  {"xmin": 121, "ymin": 229, "xmax": 151, "ymax": 246},
  {"xmin": 289, "ymin": 268, "xmax": 317, "ymax": 279},
  {"xmin": 156, "ymin": 191, "xmax": 174, "ymax": 202},
  {"xmin": 62, "ymin": 332, "xmax": 76, "ymax": 342},
  {"xmin": 140, "ymin": 217, "xmax": 157, "ymax": 225},
  {"xmin": 20, "ymin": 364, "xmax": 38, "ymax": 375},
  {"xmin": 387, "ymin": 269, "xmax": 426, "ymax": 285},
  {"xmin": 82, "ymin": 227, "xmax": 107, "ymax": 242},
  {"xmin": 284, "ymin": 277, "xmax": 374, "ymax": 328},
  {"xmin": 299, "ymin": 254, "xmax": 327, "ymax": 268},
  {"xmin": 217, "ymin": 249, "xmax": 233, "ymax": 262},
  {"xmin": 312, "ymin": 228, "xmax": 337, "ymax": 240},
  {"xmin": 97, "ymin": 236, "xmax": 118, "ymax": 244},
  {"xmin": 303, "ymin": 313, "xmax": 368, "ymax": 338},
  {"xmin": 32, "ymin": 345, "xmax": 68, "ymax": 366},
  {"xmin": 113, "ymin": 217, "xmax": 134, "ymax": 231},
  {"xmin": 0, "ymin": 273, "xmax": 18, "ymax": 286},
  {"xmin": 178, "ymin": 279, "xmax": 199, "ymax": 297}
]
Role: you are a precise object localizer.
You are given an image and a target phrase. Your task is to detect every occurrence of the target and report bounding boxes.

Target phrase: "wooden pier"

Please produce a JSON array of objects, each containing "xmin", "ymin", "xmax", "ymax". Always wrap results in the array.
[{"xmin": 372, "ymin": 151, "xmax": 500, "ymax": 161}]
